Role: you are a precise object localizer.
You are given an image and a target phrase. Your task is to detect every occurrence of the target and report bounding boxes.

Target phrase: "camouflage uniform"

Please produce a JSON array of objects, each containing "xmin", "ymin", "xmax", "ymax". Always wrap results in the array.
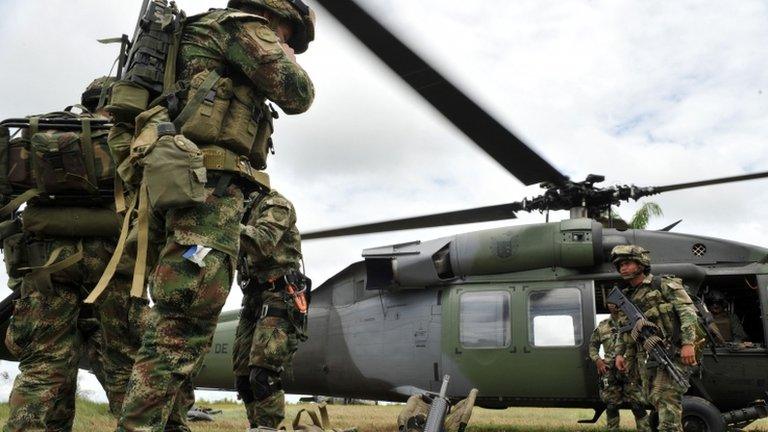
[
  {"xmin": 615, "ymin": 274, "xmax": 703, "ymax": 432},
  {"xmin": 589, "ymin": 316, "xmax": 650, "ymax": 432},
  {"xmin": 233, "ymin": 189, "xmax": 305, "ymax": 428},
  {"xmin": 2, "ymin": 225, "xmax": 138, "ymax": 432},
  {"xmin": 115, "ymin": 4, "xmax": 313, "ymax": 431}
]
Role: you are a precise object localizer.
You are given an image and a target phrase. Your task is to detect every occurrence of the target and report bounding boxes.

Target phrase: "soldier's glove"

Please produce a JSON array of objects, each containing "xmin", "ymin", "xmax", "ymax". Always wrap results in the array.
[{"xmin": 444, "ymin": 389, "xmax": 479, "ymax": 432}]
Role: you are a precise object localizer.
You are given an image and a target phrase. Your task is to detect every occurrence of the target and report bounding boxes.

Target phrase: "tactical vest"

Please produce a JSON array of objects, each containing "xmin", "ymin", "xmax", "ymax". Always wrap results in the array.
[{"xmin": 0, "ymin": 110, "xmax": 116, "ymax": 217}]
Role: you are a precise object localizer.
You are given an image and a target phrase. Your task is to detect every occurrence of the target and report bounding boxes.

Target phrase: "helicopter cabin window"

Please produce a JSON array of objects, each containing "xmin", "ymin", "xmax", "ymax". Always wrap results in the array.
[
  {"xmin": 700, "ymin": 274, "xmax": 764, "ymax": 347},
  {"xmin": 528, "ymin": 288, "xmax": 583, "ymax": 347},
  {"xmin": 459, "ymin": 291, "xmax": 511, "ymax": 349}
]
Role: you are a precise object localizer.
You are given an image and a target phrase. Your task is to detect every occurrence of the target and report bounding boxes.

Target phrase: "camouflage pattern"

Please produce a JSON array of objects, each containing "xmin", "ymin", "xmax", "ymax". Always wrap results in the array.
[
  {"xmin": 589, "ymin": 316, "xmax": 650, "ymax": 432},
  {"xmin": 233, "ymin": 189, "xmax": 303, "ymax": 428},
  {"xmin": 116, "ymin": 184, "xmax": 243, "ymax": 432},
  {"xmin": 2, "ymin": 232, "xmax": 136, "ymax": 432},
  {"xmin": 239, "ymin": 189, "xmax": 302, "ymax": 283},
  {"xmin": 226, "ymin": 0, "xmax": 316, "ymax": 53},
  {"xmin": 397, "ymin": 390, "xmax": 478, "ymax": 432},
  {"xmin": 610, "ymin": 244, "xmax": 651, "ymax": 270},
  {"xmin": 179, "ymin": 8, "xmax": 314, "ymax": 115},
  {"xmin": 615, "ymin": 273, "xmax": 703, "ymax": 432}
]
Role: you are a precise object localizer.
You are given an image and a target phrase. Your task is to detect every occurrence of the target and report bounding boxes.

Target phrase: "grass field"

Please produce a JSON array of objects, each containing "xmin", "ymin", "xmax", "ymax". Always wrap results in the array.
[{"xmin": 2, "ymin": 399, "xmax": 768, "ymax": 431}]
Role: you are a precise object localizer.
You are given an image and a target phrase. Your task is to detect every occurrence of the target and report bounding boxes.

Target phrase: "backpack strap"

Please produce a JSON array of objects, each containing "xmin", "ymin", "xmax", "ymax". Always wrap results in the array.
[
  {"xmin": 80, "ymin": 118, "xmax": 98, "ymax": 189},
  {"xmin": 318, "ymin": 403, "xmax": 331, "ymax": 430},
  {"xmin": 293, "ymin": 408, "xmax": 324, "ymax": 429},
  {"xmin": 84, "ymin": 192, "xmax": 137, "ymax": 304},
  {"xmin": 19, "ymin": 240, "xmax": 84, "ymax": 294},
  {"xmin": 130, "ymin": 182, "xmax": 151, "ymax": 298}
]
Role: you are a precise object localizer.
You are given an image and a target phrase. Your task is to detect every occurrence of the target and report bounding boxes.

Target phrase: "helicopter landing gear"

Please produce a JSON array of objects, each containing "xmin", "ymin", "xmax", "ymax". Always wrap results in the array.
[{"xmin": 682, "ymin": 396, "xmax": 726, "ymax": 432}]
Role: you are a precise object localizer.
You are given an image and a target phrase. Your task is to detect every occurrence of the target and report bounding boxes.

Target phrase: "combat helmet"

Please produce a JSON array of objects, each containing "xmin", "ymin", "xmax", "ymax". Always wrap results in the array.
[
  {"xmin": 228, "ymin": 0, "xmax": 315, "ymax": 54},
  {"xmin": 81, "ymin": 76, "xmax": 116, "ymax": 112},
  {"xmin": 707, "ymin": 289, "xmax": 727, "ymax": 306},
  {"xmin": 610, "ymin": 245, "xmax": 651, "ymax": 274}
]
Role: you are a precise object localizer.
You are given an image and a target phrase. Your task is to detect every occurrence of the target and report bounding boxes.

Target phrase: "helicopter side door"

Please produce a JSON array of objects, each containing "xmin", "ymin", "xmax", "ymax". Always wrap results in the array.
[{"xmin": 443, "ymin": 280, "xmax": 596, "ymax": 404}]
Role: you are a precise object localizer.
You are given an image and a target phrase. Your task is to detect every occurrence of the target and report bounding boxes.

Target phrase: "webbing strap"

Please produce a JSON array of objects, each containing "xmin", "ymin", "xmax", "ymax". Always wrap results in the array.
[
  {"xmin": 0, "ymin": 189, "xmax": 40, "ymax": 218},
  {"xmin": 30, "ymin": 117, "xmax": 39, "ymax": 137},
  {"xmin": 163, "ymin": 22, "xmax": 184, "ymax": 93},
  {"xmin": 173, "ymin": 69, "xmax": 220, "ymax": 130},
  {"xmin": 20, "ymin": 241, "xmax": 84, "ymax": 292},
  {"xmin": 292, "ymin": 409, "xmax": 323, "ymax": 429},
  {"xmin": 80, "ymin": 118, "xmax": 98, "ymax": 188},
  {"xmin": 318, "ymin": 403, "xmax": 331, "ymax": 429},
  {"xmin": 114, "ymin": 175, "xmax": 127, "ymax": 214},
  {"xmin": 130, "ymin": 182, "xmax": 151, "ymax": 299},
  {"xmin": 84, "ymin": 192, "xmax": 137, "ymax": 304}
]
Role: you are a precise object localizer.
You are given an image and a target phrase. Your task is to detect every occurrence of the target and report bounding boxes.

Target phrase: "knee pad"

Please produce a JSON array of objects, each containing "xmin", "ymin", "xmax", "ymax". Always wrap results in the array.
[
  {"xmin": 250, "ymin": 366, "xmax": 279, "ymax": 401},
  {"xmin": 236, "ymin": 375, "xmax": 255, "ymax": 403}
]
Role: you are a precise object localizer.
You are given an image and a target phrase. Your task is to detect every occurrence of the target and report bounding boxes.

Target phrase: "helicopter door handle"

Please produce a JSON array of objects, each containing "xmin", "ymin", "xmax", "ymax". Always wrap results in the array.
[{"xmin": 523, "ymin": 346, "xmax": 532, "ymax": 353}]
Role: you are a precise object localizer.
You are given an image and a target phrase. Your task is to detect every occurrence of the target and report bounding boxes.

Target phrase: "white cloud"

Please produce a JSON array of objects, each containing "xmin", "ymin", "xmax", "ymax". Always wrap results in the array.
[{"xmin": 1, "ymin": 0, "xmax": 768, "ymax": 401}]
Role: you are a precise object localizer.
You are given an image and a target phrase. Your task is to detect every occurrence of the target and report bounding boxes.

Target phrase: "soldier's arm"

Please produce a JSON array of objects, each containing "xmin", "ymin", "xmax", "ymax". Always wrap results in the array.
[
  {"xmin": 588, "ymin": 326, "xmax": 602, "ymax": 361},
  {"xmin": 662, "ymin": 277, "xmax": 699, "ymax": 346},
  {"xmin": 240, "ymin": 195, "xmax": 296, "ymax": 261},
  {"xmin": 222, "ymin": 15, "xmax": 315, "ymax": 114}
]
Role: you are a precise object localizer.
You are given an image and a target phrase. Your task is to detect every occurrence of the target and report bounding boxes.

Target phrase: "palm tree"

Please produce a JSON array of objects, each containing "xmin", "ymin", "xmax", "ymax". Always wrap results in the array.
[
  {"xmin": 600, "ymin": 202, "xmax": 664, "ymax": 229},
  {"xmin": 628, "ymin": 202, "xmax": 663, "ymax": 229}
]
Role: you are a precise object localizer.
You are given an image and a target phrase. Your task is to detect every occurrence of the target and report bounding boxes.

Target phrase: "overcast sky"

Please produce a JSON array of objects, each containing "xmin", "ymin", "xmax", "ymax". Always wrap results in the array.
[{"xmin": 1, "ymin": 0, "xmax": 767, "ymax": 404}]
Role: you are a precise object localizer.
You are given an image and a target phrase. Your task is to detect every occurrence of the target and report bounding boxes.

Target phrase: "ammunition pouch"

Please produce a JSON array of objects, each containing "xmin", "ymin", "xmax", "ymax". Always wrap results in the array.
[
  {"xmin": 173, "ymin": 69, "xmax": 277, "ymax": 171},
  {"xmin": 22, "ymin": 205, "xmax": 121, "ymax": 238},
  {"xmin": 107, "ymin": 80, "xmax": 151, "ymax": 122}
]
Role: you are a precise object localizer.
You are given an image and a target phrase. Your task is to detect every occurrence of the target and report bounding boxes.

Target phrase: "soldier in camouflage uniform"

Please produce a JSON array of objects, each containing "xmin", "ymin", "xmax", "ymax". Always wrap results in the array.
[
  {"xmin": 589, "ymin": 301, "xmax": 650, "ymax": 431},
  {"xmin": 2, "ymin": 78, "xmax": 140, "ymax": 432},
  {"xmin": 612, "ymin": 245, "xmax": 703, "ymax": 432},
  {"xmin": 706, "ymin": 290, "xmax": 749, "ymax": 344},
  {"xmin": 233, "ymin": 189, "xmax": 307, "ymax": 429},
  {"xmin": 114, "ymin": 0, "xmax": 315, "ymax": 430}
]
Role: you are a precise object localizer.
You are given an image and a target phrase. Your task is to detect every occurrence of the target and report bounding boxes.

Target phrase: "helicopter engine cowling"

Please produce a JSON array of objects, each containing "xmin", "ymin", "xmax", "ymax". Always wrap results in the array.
[{"xmin": 363, "ymin": 219, "xmax": 603, "ymax": 289}]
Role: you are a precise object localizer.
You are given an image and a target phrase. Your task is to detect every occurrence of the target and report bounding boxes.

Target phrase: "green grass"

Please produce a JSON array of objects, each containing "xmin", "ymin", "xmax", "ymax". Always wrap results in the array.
[{"xmin": 1, "ymin": 400, "xmax": 768, "ymax": 431}]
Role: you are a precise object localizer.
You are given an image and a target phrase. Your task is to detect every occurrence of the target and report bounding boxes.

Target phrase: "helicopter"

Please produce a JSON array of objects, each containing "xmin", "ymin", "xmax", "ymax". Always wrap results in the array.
[
  {"xmin": 187, "ymin": 1, "xmax": 768, "ymax": 431},
  {"xmin": 0, "ymin": 1, "xmax": 767, "ymax": 432}
]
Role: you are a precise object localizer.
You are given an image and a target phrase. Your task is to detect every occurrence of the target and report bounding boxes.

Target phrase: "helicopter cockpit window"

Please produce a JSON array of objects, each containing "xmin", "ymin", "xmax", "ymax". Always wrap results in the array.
[
  {"xmin": 528, "ymin": 288, "xmax": 583, "ymax": 347},
  {"xmin": 459, "ymin": 291, "xmax": 511, "ymax": 349}
]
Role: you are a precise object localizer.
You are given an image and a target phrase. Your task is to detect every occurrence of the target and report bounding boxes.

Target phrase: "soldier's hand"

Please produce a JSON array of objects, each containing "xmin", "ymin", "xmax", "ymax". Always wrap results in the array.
[
  {"xmin": 615, "ymin": 355, "xmax": 627, "ymax": 372},
  {"xmin": 595, "ymin": 358, "xmax": 608, "ymax": 375},
  {"xmin": 680, "ymin": 344, "xmax": 697, "ymax": 365}
]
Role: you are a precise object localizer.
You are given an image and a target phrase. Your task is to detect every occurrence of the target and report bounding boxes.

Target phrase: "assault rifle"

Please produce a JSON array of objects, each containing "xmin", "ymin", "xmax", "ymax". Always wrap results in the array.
[
  {"xmin": 424, "ymin": 375, "xmax": 451, "ymax": 432},
  {"xmin": 607, "ymin": 287, "xmax": 690, "ymax": 389}
]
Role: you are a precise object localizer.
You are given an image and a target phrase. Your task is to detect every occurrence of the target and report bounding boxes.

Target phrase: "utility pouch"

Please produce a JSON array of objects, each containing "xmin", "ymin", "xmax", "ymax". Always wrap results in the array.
[
  {"xmin": 249, "ymin": 102, "xmax": 276, "ymax": 170},
  {"xmin": 118, "ymin": 105, "xmax": 172, "ymax": 187},
  {"xmin": 107, "ymin": 122, "xmax": 134, "ymax": 169},
  {"xmin": 22, "ymin": 206, "xmax": 121, "ymax": 238},
  {"xmin": 106, "ymin": 80, "xmax": 150, "ymax": 121},
  {"xmin": 31, "ymin": 130, "xmax": 96, "ymax": 194},
  {"xmin": 142, "ymin": 132, "xmax": 207, "ymax": 210},
  {"xmin": 219, "ymin": 85, "xmax": 261, "ymax": 157},
  {"xmin": 180, "ymin": 70, "xmax": 233, "ymax": 144}
]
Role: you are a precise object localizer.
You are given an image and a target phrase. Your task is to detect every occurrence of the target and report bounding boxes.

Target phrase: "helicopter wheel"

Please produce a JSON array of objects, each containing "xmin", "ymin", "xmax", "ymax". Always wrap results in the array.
[{"xmin": 682, "ymin": 396, "xmax": 726, "ymax": 432}]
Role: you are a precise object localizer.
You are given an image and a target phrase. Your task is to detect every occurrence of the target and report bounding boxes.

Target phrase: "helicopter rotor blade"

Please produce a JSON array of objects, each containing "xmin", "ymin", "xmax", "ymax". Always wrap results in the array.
[
  {"xmin": 647, "ymin": 171, "xmax": 768, "ymax": 195},
  {"xmin": 313, "ymin": 0, "xmax": 567, "ymax": 186},
  {"xmin": 303, "ymin": 202, "xmax": 521, "ymax": 240}
]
